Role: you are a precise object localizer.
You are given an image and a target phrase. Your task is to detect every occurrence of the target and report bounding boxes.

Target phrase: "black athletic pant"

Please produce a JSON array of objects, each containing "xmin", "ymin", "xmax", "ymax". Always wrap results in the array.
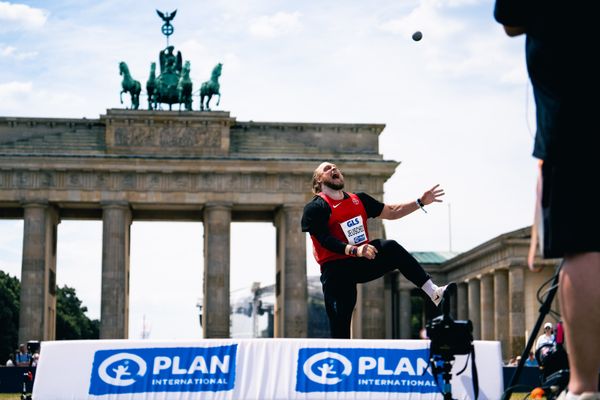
[{"xmin": 319, "ymin": 239, "xmax": 430, "ymax": 339}]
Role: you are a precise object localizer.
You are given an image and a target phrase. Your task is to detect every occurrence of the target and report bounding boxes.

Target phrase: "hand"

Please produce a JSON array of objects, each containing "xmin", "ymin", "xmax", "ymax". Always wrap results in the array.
[
  {"xmin": 357, "ymin": 243, "xmax": 378, "ymax": 260},
  {"xmin": 420, "ymin": 184, "xmax": 445, "ymax": 206},
  {"xmin": 528, "ymin": 162, "xmax": 544, "ymax": 272}
]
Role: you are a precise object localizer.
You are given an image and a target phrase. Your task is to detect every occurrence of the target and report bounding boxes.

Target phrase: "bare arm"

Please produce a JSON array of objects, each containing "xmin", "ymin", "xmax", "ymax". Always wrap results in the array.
[
  {"xmin": 379, "ymin": 184, "xmax": 445, "ymax": 220},
  {"xmin": 379, "ymin": 201, "xmax": 420, "ymax": 220}
]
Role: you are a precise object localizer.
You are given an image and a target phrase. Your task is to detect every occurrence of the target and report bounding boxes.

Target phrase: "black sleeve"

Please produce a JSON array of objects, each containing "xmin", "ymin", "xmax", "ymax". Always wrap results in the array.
[
  {"xmin": 494, "ymin": 0, "xmax": 533, "ymax": 27},
  {"xmin": 356, "ymin": 192, "xmax": 384, "ymax": 219},
  {"xmin": 301, "ymin": 197, "xmax": 348, "ymax": 255}
]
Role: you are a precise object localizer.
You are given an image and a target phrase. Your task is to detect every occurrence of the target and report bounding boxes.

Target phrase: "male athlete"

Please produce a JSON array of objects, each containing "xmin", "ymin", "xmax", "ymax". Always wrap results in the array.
[{"xmin": 301, "ymin": 161, "xmax": 451, "ymax": 338}]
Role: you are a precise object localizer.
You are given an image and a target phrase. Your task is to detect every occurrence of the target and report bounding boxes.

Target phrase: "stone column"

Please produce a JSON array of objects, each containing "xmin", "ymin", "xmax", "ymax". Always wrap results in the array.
[
  {"xmin": 100, "ymin": 202, "xmax": 131, "ymax": 339},
  {"xmin": 468, "ymin": 278, "xmax": 481, "ymax": 340},
  {"xmin": 480, "ymin": 273, "xmax": 495, "ymax": 340},
  {"xmin": 19, "ymin": 202, "xmax": 59, "ymax": 344},
  {"xmin": 457, "ymin": 282, "xmax": 468, "ymax": 321},
  {"xmin": 352, "ymin": 218, "xmax": 387, "ymax": 338},
  {"xmin": 274, "ymin": 205, "xmax": 307, "ymax": 337},
  {"xmin": 494, "ymin": 268, "xmax": 510, "ymax": 360},
  {"xmin": 203, "ymin": 203, "xmax": 231, "ymax": 338},
  {"xmin": 509, "ymin": 265, "xmax": 525, "ymax": 358},
  {"xmin": 399, "ymin": 284, "xmax": 412, "ymax": 339}
]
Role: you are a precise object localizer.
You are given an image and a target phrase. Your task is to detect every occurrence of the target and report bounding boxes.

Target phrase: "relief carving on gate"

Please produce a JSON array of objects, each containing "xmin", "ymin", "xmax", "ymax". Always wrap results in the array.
[{"xmin": 109, "ymin": 123, "xmax": 226, "ymax": 155}]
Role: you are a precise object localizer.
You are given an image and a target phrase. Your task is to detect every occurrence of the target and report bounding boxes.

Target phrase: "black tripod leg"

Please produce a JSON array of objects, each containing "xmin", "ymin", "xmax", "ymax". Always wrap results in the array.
[{"xmin": 501, "ymin": 260, "xmax": 563, "ymax": 400}]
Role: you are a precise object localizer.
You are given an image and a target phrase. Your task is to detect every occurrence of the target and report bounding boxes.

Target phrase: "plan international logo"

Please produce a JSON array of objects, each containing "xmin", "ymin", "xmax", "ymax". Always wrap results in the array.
[
  {"xmin": 89, "ymin": 345, "xmax": 237, "ymax": 395},
  {"xmin": 295, "ymin": 347, "xmax": 437, "ymax": 394}
]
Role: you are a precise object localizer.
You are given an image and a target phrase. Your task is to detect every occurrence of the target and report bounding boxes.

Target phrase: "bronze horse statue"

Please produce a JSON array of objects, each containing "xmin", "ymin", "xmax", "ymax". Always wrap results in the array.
[
  {"xmin": 200, "ymin": 63, "xmax": 222, "ymax": 111},
  {"xmin": 146, "ymin": 62, "xmax": 157, "ymax": 110},
  {"xmin": 177, "ymin": 61, "xmax": 193, "ymax": 111},
  {"xmin": 119, "ymin": 61, "xmax": 141, "ymax": 110}
]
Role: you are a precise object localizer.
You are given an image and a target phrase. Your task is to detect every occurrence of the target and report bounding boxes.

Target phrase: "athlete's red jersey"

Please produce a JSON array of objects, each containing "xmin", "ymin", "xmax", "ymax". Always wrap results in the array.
[{"xmin": 311, "ymin": 192, "xmax": 370, "ymax": 265}]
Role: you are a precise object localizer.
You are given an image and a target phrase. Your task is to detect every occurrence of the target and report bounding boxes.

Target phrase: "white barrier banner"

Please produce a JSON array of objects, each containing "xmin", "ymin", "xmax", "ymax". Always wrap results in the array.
[{"xmin": 33, "ymin": 339, "xmax": 503, "ymax": 399}]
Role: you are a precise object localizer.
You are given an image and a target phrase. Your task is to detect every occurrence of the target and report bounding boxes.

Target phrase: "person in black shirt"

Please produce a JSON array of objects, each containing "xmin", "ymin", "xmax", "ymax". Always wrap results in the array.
[
  {"xmin": 301, "ymin": 161, "xmax": 451, "ymax": 339},
  {"xmin": 495, "ymin": 2, "xmax": 600, "ymax": 399}
]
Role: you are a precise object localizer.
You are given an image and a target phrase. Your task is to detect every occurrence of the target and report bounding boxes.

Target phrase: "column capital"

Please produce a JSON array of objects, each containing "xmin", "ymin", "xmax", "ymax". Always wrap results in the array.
[
  {"xmin": 21, "ymin": 200, "xmax": 50, "ymax": 208},
  {"xmin": 278, "ymin": 203, "xmax": 305, "ymax": 212},
  {"xmin": 204, "ymin": 202, "xmax": 233, "ymax": 211},
  {"xmin": 100, "ymin": 201, "xmax": 131, "ymax": 210}
]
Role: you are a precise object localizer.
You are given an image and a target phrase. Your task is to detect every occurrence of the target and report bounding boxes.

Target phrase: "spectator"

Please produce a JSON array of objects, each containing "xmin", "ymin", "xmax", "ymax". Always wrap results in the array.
[
  {"xmin": 535, "ymin": 322, "xmax": 555, "ymax": 351},
  {"xmin": 509, "ymin": 356, "xmax": 522, "ymax": 367},
  {"xmin": 15, "ymin": 343, "xmax": 31, "ymax": 367},
  {"xmin": 30, "ymin": 352, "xmax": 39, "ymax": 367},
  {"xmin": 525, "ymin": 351, "xmax": 539, "ymax": 367},
  {"xmin": 5, "ymin": 353, "xmax": 15, "ymax": 367}
]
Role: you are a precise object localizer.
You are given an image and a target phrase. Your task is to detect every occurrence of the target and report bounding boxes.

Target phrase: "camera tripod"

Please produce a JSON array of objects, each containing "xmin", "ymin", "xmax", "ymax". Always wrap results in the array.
[
  {"xmin": 430, "ymin": 354, "xmax": 458, "ymax": 400},
  {"xmin": 501, "ymin": 260, "xmax": 564, "ymax": 400}
]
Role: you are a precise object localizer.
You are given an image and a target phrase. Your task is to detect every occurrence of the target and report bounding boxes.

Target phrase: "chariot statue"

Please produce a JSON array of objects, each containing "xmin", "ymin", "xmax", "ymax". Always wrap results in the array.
[
  {"xmin": 145, "ymin": 45, "xmax": 192, "ymax": 110},
  {"xmin": 118, "ymin": 9, "xmax": 223, "ymax": 112}
]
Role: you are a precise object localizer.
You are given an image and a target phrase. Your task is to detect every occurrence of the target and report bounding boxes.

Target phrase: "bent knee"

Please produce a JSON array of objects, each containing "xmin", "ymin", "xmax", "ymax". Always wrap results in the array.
[{"xmin": 378, "ymin": 239, "xmax": 406, "ymax": 255}]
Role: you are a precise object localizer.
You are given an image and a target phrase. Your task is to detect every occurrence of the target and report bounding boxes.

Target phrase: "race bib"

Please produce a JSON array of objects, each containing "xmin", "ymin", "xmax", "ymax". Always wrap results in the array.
[{"xmin": 340, "ymin": 215, "xmax": 367, "ymax": 245}]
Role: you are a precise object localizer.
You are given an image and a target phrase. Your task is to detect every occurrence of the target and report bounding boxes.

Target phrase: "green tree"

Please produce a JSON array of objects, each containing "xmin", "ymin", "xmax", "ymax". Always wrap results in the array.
[
  {"xmin": 56, "ymin": 285, "xmax": 99, "ymax": 340},
  {"xmin": 0, "ymin": 272, "xmax": 99, "ymax": 363},
  {"xmin": 0, "ymin": 271, "xmax": 20, "ymax": 364}
]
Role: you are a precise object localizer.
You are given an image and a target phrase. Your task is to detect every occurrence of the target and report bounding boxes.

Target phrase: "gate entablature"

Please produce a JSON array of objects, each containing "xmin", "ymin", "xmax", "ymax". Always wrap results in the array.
[{"xmin": 0, "ymin": 109, "xmax": 398, "ymax": 342}]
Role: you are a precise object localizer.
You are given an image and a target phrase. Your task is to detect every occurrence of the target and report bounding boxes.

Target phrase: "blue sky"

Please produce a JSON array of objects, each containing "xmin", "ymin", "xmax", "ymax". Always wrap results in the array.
[{"xmin": 0, "ymin": 0, "xmax": 535, "ymax": 339}]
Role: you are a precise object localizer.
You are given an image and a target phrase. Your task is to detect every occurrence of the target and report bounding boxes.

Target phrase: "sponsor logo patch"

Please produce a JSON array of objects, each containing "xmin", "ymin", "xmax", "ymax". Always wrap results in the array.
[
  {"xmin": 89, "ymin": 345, "xmax": 237, "ymax": 395},
  {"xmin": 295, "ymin": 347, "xmax": 436, "ymax": 393}
]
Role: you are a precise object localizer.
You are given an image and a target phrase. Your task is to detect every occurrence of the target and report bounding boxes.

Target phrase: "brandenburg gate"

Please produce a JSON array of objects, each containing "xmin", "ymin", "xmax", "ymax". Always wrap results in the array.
[{"xmin": 0, "ymin": 109, "xmax": 397, "ymax": 343}]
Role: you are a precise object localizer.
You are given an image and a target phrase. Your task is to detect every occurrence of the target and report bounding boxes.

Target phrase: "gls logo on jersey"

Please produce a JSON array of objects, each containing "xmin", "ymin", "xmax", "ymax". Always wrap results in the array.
[
  {"xmin": 340, "ymin": 215, "xmax": 367, "ymax": 245},
  {"xmin": 295, "ymin": 347, "xmax": 436, "ymax": 393},
  {"xmin": 89, "ymin": 345, "xmax": 237, "ymax": 395}
]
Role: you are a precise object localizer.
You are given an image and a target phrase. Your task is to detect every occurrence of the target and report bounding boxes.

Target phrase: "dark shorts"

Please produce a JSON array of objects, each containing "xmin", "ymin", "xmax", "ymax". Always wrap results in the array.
[{"xmin": 541, "ymin": 161, "xmax": 600, "ymax": 258}]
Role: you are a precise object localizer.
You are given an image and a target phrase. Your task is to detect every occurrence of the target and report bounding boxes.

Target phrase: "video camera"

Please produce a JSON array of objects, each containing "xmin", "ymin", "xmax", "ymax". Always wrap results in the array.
[
  {"xmin": 425, "ymin": 283, "xmax": 478, "ymax": 400},
  {"xmin": 426, "ymin": 283, "xmax": 473, "ymax": 358}
]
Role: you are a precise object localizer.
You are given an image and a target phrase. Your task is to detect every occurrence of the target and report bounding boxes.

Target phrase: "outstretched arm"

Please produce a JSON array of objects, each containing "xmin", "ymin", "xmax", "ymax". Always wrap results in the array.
[{"xmin": 379, "ymin": 184, "xmax": 445, "ymax": 220}]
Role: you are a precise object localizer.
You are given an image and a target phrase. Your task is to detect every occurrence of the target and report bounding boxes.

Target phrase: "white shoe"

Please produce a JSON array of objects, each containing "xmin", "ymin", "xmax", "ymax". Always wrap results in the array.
[
  {"xmin": 557, "ymin": 390, "xmax": 600, "ymax": 400},
  {"xmin": 432, "ymin": 282, "xmax": 456, "ymax": 307}
]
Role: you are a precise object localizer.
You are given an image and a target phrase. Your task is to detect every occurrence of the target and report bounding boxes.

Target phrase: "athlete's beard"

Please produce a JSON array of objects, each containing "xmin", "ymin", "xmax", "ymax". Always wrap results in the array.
[{"xmin": 323, "ymin": 178, "xmax": 344, "ymax": 191}]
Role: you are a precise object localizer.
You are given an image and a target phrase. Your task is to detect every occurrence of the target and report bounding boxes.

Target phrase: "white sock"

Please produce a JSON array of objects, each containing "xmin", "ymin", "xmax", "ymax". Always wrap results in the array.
[{"xmin": 421, "ymin": 279, "xmax": 439, "ymax": 300}]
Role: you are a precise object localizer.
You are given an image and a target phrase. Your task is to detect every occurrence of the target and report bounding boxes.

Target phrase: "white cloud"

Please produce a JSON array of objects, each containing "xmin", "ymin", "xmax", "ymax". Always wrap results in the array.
[
  {"xmin": 377, "ymin": 1, "xmax": 527, "ymax": 85},
  {"xmin": 0, "ymin": 80, "xmax": 32, "ymax": 98},
  {"xmin": 0, "ymin": 45, "xmax": 15, "ymax": 56},
  {"xmin": 0, "ymin": 44, "xmax": 37, "ymax": 60},
  {"xmin": 427, "ymin": 32, "xmax": 528, "ymax": 83},
  {"xmin": 249, "ymin": 11, "xmax": 302, "ymax": 38},
  {"xmin": 379, "ymin": 1, "xmax": 463, "ymax": 38},
  {"xmin": 0, "ymin": 1, "xmax": 48, "ymax": 31}
]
